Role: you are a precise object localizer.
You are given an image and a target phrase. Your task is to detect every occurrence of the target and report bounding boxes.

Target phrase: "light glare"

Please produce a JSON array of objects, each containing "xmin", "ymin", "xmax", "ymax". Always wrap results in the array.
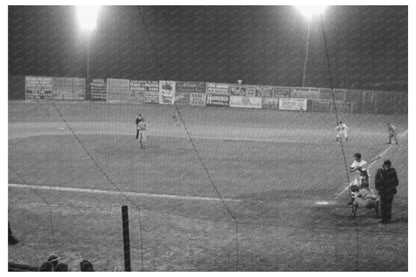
[
  {"xmin": 294, "ymin": 5, "xmax": 327, "ymax": 20},
  {"xmin": 76, "ymin": 6, "xmax": 101, "ymax": 31}
]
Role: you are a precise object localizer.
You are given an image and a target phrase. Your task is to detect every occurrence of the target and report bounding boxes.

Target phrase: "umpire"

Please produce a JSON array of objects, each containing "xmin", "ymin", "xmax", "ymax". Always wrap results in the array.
[{"xmin": 375, "ymin": 159, "xmax": 399, "ymax": 224}]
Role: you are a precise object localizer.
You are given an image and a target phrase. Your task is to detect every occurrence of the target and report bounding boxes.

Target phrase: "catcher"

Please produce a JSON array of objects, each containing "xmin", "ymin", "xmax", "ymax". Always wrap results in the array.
[{"xmin": 350, "ymin": 178, "xmax": 379, "ymax": 218}]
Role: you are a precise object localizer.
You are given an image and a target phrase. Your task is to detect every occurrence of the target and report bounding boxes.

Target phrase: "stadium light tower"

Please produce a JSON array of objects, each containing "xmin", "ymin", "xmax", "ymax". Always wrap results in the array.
[
  {"xmin": 76, "ymin": 6, "xmax": 101, "ymax": 99},
  {"xmin": 294, "ymin": 6, "xmax": 327, "ymax": 87}
]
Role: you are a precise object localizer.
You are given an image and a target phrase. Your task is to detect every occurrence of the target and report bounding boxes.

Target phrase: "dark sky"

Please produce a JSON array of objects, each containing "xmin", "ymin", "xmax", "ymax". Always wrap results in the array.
[{"xmin": 8, "ymin": 5, "xmax": 408, "ymax": 91}]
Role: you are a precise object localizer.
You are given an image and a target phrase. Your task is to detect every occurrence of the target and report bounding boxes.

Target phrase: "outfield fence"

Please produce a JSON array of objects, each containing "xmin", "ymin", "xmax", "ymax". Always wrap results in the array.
[{"xmin": 8, "ymin": 75, "xmax": 407, "ymax": 115}]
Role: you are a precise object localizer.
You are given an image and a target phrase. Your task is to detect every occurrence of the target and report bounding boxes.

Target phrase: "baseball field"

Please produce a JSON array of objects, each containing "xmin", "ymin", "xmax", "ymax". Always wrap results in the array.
[{"xmin": 8, "ymin": 101, "xmax": 408, "ymax": 271}]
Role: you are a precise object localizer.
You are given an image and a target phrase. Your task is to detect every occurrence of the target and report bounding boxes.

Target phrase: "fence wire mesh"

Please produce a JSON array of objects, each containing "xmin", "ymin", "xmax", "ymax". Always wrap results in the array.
[{"xmin": 8, "ymin": 5, "xmax": 407, "ymax": 272}]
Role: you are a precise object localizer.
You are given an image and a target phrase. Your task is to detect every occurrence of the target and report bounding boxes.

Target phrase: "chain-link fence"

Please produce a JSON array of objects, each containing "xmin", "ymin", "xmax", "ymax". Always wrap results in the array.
[{"xmin": 8, "ymin": 5, "xmax": 407, "ymax": 272}]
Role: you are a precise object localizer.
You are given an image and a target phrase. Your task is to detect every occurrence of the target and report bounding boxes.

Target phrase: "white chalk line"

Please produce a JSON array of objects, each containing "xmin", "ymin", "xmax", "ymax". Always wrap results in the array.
[
  {"xmin": 334, "ymin": 129, "xmax": 408, "ymax": 199},
  {"xmin": 8, "ymin": 183, "xmax": 245, "ymax": 203}
]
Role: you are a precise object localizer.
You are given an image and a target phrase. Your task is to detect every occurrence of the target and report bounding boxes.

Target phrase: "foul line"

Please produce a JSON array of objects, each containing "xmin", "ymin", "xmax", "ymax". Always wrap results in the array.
[
  {"xmin": 8, "ymin": 183, "xmax": 244, "ymax": 203},
  {"xmin": 334, "ymin": 129, "xmax": 408, "ymax": 199}
]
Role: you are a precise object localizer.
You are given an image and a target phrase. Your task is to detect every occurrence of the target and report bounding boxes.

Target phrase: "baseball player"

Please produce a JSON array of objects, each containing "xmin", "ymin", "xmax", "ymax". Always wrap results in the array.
[
  {"xmin": 137, "ymin": 117, "xmax": 147, "ymax": 149},
  {"xmin": 347, "ymin": 153, "xmax": 369, "ymax": 205},
  {"xmin": 135, "ymin": 113, "xmax": 143, "ymax": 140},
  {"xmin": 350, "ymin": 180, "xmax": 379, "ymax": 218},
  {"xmin": 335, "ymin": 121, "xmax": 349, "ymax": 141},
  {"xmin": 387, "ymin": 123, "xmax": 398, "ymax": 144}
]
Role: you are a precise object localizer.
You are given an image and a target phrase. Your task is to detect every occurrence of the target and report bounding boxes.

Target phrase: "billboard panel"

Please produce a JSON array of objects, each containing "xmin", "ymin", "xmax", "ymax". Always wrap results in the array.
[
  {"xmin": 206, "ymin": 94, "xmax": 229, "ymax": 106},
  {"xmin": 91, "ymin": 79, "xmax": 107, "ymax": 101},
  {"xmin": 190, "ymin": 92, "xmax": 206, "ymax": 106},
  {"xmin": 279, "ymin": 98, "xmax": 307, "ymax": 111},
  {"xmin": 175, "ymin": 81, "xmax": 205, "ymax": 105},
  {"xmin": 245, "ymin": 85, "xmax": 257, "ymax": 97},
  {"xmin": 130, "ymin": 80, "xmax": 147, "ymax": 104},
  {"xmin": 319, "ymin": 88, "xmax": 345, "ymax": 101},
  {"xmin": 256, "ymin": 86, "xmax": 273, "ymax": 97},
  {"xmin": 272, "ymin": 86, "xmax": 291, "ymax": 98},
  {"xmin": 291, "ymin": 87, "xmax": 320, "ymax": 99},
  {"xmin": 131, "ymin": 80, "xmax": 160, "ymax": 103},
  {"xmin": 206, "ymin": 83, "xmax": 229, "ymax": 95},
  {"xmin": 53, "ymin": 77, "xmax": 85, "ymax": 100},
  {"xmin": 262, "ymin": 97, "xmax": 279, "ymax": 109},
  {"xmin": 107, "ymin": 78, "xmax": 130, "ymax": 102},
  {"xmin": 25, "ymin": 76, "xmax": 53, "ymax": 100},
  {"xmin": 159, "ymin": 80, "xmax": 175, "ymax": 105},
  {"xmin": 229, "ymin": 85, "xmax": 246, "ymax": 96},
  {"xmin": 229, "ymin": 96, "xmax": 262, "ymax": 109}
]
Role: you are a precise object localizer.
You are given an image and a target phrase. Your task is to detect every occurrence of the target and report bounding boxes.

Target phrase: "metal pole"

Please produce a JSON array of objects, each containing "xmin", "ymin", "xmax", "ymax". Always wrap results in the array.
[
  {"xmin": 302, "ymin": 21, "xmax": 311, "ymax": 87},
  {"xmin": 86, "ymin": 38, "xmax": 90, "ymax": 100},
  {"xmin": 121, "ymin": 205, "xmax": 131, "ymax": 271}
]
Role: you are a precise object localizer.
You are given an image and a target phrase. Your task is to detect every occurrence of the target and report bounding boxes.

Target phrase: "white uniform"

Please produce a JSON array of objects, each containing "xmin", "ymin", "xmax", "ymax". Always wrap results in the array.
[
  {"xmin": 350, "ymin": 159, "xmax": 369, "ymax": 184},
  {"xmin": 335, "ymin": 122, "xmax": 349, "ymax": 140},
  {"xmin": 137, "ymin": 121, "xmax": 147, "ymax": 148},
  {"xmin": 388, "ymin": 124, "xmax": 398, "ymax": 144}
]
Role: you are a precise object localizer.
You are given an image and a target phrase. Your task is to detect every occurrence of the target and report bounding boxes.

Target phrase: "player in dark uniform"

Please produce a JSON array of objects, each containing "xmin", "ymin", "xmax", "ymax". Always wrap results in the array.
[{"xmin": 135, "ymin": 114, "xmax": 143, "ymax": 140}]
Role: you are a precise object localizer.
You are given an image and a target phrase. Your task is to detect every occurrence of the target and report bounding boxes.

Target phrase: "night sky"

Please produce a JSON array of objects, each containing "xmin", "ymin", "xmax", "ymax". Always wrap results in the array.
[{"xmin": 8, "ymin": 5, "xmax": 408, "ymax": 91}]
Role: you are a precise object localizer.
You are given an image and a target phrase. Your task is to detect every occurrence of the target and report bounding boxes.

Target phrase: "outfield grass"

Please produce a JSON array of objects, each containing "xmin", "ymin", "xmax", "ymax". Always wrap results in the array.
[{"xmin": 8, "ymin": 101, "xmax": 408, "ymax": 271}]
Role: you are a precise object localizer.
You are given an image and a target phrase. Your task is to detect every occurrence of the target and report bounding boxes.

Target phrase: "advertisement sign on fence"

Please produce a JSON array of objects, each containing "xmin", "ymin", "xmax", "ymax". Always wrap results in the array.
[
  {"xmin": 272, "ymin": 86, "xmax": 291, "ymax": 98},
  {"xmin": 291, "ymin": 87, "xmax": 320, "ymax": 99},
  {"xmin": 229, "ymin": 85, "xmax": 247, "ymax": 96},
  {"xmin": 107, "ymin": 79, "xmax": 130, "ymax": 102},
  {"xmin": 319, "ymin": 88, "xmax": 345, "ymax": 101},
  {"xmin": 129, "ymin": 80, "xmax": 147, "ymax": 104},
  {"xmin": 262, "ymin": 97, "xmax": 280, "ymax": 109},
  {"xmin": 53, "ymin": 77, "xmax": 85, "ymax": 100},
  {"xmin": 229, "ymin": 85, "xmax": 257, "ymax": 97},
  {"xmin": 245, "ymin": 85, "xmax": 257, "ymax": 97},
  {"xmin": 206, "ymin": 94, "xmax": 229, "ymax": 106},
  {"xmin": 256, "ymin": 86, "xmax": 273, "ymax": 97},
  {"xmin": 279, "ymin": 98, "xmax": 307, "ymax": 111},
  {"xmin": 206, "ymin": 83, "xmax": 229, "ymax": 95},
  {"xmin": 91, "ymin": 79, "xmax": 107, "ymax": 101},
  {"xmin": 190, "ymin": 93, "xmax": 206, "ymax": 106},
  {"xmin": 230, "ymin": 96, "xmax": 262, "ymax": 109},
  {"xmin": 159, "ymin": 80, "xmax": 175, "ymax": 105},
  {"xmin": 132, "ymin": 80, "xmax": 160, "ymax": 103},
  {"xmin": 25, "ymin": 76, "xmax": 53, "ymax": 100},
  {"xmin": 175, "ymin": 81, "xmax": 205, "ymax": 105}
]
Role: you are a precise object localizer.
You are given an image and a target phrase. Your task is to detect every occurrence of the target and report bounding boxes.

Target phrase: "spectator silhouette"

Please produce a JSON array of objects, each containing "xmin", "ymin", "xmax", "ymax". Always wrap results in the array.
[
  {"xmin": 39, "ymin": 262, "xmax": 53, "ymax": 271},
  {"xmin": 47, "ymin": 255, "xmax": 59, "ymax": 270},
  {"xmin": 8, "ymin": 223, "xmax": 18, "ymax": 245},
  {"xmin": 80, "ymin": 260, "xmax": 94, "ymax": 271},
  {"xmin": 55, "ymin": 263, "xmax": 69, "ymax": 271}
]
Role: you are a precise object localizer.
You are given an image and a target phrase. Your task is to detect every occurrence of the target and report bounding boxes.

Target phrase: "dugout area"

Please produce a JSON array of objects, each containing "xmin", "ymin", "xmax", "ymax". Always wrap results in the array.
[{"xmin": 8, "ymin": 101, "xmax": 408, "ymax": 271}]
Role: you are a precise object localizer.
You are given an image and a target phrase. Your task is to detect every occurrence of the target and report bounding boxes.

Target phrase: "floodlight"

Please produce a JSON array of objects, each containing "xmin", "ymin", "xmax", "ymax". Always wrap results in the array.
[
  {"xmin": 294, "ymin": 5, "xmax": 327, "ymax": 21},
  {"xmin": 76, "ymin": 6, "xmax": 101, "ymax": 32}
]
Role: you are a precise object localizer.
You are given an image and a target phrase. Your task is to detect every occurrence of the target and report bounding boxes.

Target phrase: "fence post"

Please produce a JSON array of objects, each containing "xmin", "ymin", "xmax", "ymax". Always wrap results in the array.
[{"xmin": 122, "ymin": 205, "xmax": 131, "ymax": 271}]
